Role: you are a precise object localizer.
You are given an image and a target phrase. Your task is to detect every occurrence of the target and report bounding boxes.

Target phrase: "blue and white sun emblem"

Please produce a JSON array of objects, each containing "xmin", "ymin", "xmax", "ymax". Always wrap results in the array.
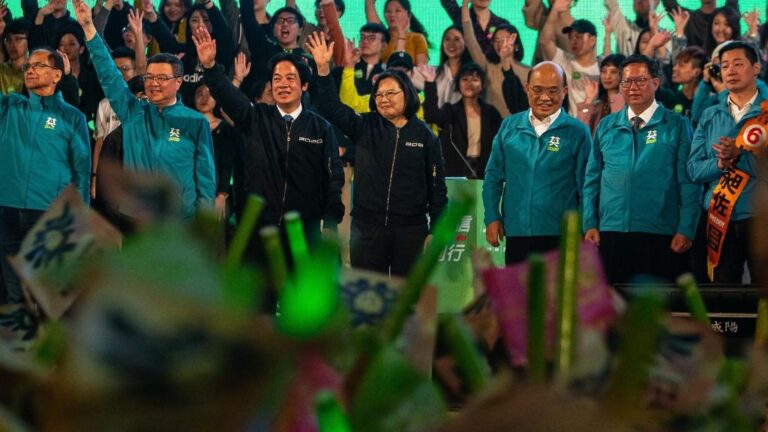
[
  {"xmin": 24, "ymin": 203, "xmax": 76, "ymax": 270},
  {"xmin": 340, "ymin": 278, "xmax": 398, "ymax": 326}
]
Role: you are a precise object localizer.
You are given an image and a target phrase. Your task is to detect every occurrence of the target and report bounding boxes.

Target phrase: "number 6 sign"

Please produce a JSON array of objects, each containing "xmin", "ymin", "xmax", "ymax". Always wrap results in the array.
[{"xmin": 735, "ymin": 100, "xmax": 768, "ymax": 154}]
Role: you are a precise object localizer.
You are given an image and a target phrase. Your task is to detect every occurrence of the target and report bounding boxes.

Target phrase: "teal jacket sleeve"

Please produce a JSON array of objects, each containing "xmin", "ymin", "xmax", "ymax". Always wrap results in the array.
[
  {"xmin": 675, "ymin": 118, "xmax": 701, "ymax": 239},
  {"xmin": 71, "ymin": 112, "xmax": 92, "ymax": 205},
  {"xmin": 85, "ymin": 33, "xmax": 139, "ymax": 123},
  {"xmin": 575, "ymin": 124, "xmax": 591, "ymax": 214},
  {"xmin": 482, "ymin": 124, "xmax": 506, "ymax": 226},
  {"xmin": 687, "ymin": 114, "xmax": 722, "ymax": 184},
  {"xmin": 582, "ymin": 124, "xmax": 603, "ymax": 232},
  {"xmin": 691, "ymin": 80, "xmax": 718, "ymax": 127},
  {"xmin": 195, "ymin": 120, "xmax": 216, "ymax": 209}
]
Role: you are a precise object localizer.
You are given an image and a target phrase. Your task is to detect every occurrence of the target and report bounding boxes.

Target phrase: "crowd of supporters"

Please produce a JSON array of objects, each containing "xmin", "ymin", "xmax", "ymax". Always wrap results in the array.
[{"xmin": 1, "ymin": 0, "xmax": 767, "ymax": 306}]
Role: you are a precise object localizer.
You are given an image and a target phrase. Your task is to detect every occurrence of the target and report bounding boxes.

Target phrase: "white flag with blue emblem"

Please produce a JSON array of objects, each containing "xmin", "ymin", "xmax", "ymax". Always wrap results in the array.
[{"xmin": 10, "ymin": 187, "xmax": 122, "ymax": 319}]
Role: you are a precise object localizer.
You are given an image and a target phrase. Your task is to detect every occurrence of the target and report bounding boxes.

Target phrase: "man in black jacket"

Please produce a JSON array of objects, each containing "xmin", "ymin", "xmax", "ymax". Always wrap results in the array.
[
  {"xmin": 308, "ymin": 32, "xmax": 448, "ymax": 277},
  {"xmin": 193, "ymin": 26, "xmax": 344, "ymax": 253}
]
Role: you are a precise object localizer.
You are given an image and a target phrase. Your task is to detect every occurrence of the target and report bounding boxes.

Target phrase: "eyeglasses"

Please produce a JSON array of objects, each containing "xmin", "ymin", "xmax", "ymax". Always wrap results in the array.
[
  {"xmin": 373, "ymin": 89, "xmax": 403, "ymax": 100},
  {"xmin": 144, "ymin": 74, "xmax": 180, "ymax": 83},
  {"xmin": 619, "ymin": 77, "xmax": 651, "ymax": 89},
  {"xmin": 21, "ymin": 62, "xmax": 58, "ymax": 72},
  {"xmin": 528, "ymin": 86, "xmax": 562, "ymax": 98},
  {"xmin": 117, "ymin": 64, "xmax": 135, "ymax": 72},
  {"xmin": 275, "ymin": 17, "xmax": 297, "ymax": 25},
  {"xmin": 360, "ymin": 34, "xmax": 381, "ymax": 42}
]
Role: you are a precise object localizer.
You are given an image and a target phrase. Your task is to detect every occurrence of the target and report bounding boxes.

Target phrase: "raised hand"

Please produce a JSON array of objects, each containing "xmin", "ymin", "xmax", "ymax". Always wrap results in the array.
[
  {"xmin": 648, "ymin": 29, "xmax": 672, "ymax": 50},
  {"xmin": 743, "ymin": 10, "xmax": 760, "ymax": 36},
  {"xmin": 57, "ymin": 49, "xmax": 71, "ymax": 75},
  {"xmin": 551, "ymin": 0, "xmax": 571, "ymax": 15},
  {"xmin": 669, "ymin": 7, "xmax": 690, "ymax": 38},
  {"xmin": 72, "ymin": 0, "xmax": 94, "ymax": 29},
  {"xmin": 648, "ymin": 10, "xmax": 665, "ymax": 33},
  {"xmin": 191, "ymin": 26, "xmax": 217, "ymax": 69},
  {"xmin": 305, "ymin": 31, "xmax": 334, "ymax": 76},
  {"xmin": 127, "ymin": 8, "xmax": 144, "ymax": 36},
  {"xmin": 498, "ymin": 34, "xmax": 517, "ymax": 59},
  {"xmin": 602, "ymin": 15, "xmax": 612, "ymax": 35},
  {"xmin": 0, "ymin": 1, "xmax": 7, "ymax": 35},
  {"xmin": 142, "ymin": 0, "xmax": 158, "ymax": 22},
  {"xmin": 415, "ymin": 64, "xmax": 436, "ymax": 82},
  {"xmin": 583, "ymin": 76, "xmax": 598, "ymax": 104},
  {"xmin": 38, "ymin": 0, "xmax": 56, "ymax": 17},
  {"xmin": 233, "ymin": 52, "xmax": 251, "ymax": 83},
  {"xmin": 343, "ymin": 38, "xmax": 360, "ymax": 68}
]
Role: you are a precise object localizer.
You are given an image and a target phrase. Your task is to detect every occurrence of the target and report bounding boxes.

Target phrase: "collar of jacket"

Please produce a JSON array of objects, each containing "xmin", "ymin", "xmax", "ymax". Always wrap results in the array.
[
  {"xmin": 713, "ymin": 80, "xmax": 768, "ymax": 118},
  {"xmin": 29, "ymin": 91, "xmax": 64, "ymax": 109},
  {"xmin": 513, "ymin": 108, "xmax": 569, "ymax": 135},
  {"xmin": 151, "ymin": 97, "xmax": 185, "ymax": 115},
  {"xmin": 613, "ymin": 104, "xmax": 666, "ymax": 131}
]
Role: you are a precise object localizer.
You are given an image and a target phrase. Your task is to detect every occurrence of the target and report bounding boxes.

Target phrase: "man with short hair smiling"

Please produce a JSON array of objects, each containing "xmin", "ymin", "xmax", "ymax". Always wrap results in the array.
[
  {"xmin": 194, "ymin": 26, "xmax": 344, "ymax": 255},
  {"xmin": 0, "ymin": 47, "xmax": 90, "ymax": 305},
  {"xmin": 333, "ymin": 22, "xmax": 388, "ymax": 96},
  {"xmin": 584, "ymin": 54, "xmax": 701, "ymax": 285},
  {"xmin": 657, "ymin": 46, "xmax": 707, "ymax": 119},
  {"xmin": 688, "ymin": 41, "xmax": 767, "ymax": 284},
  {"xmin": 483, "ymin": 62, "xmax": 591, "ymax": 264},
  {"xmin": 74, "ymin": 0, "xmax": 215, "ymax": 219}
]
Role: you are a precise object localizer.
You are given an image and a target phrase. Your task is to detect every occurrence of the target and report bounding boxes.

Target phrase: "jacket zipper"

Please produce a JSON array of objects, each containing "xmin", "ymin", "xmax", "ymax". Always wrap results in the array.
[
  {"xmin": 432, "ymin": 164, "xmax": 437, "ymax": 187},
  {"xmin": 278, "ymin": 120, "xmax": 293, "ymax": 226},
  {"xmin": 384, "ymin": 127, "xmax": 401, "ymax": 226}
]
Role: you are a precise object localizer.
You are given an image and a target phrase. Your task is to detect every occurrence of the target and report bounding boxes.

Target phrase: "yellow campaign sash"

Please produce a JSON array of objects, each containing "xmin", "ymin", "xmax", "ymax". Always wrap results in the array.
[
  {"xmin": 735, "ymin": 100, "xmax": 768, "ymax": 154},
  {"xmin": 706, "ymin": 168, "xmax": 750, "ymax": 281}
]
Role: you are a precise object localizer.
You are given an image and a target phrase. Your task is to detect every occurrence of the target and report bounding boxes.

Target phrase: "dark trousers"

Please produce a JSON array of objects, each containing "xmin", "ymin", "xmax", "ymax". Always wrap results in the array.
[
  {"xmin": 598, "ymin": 231, "xmax": 690, "ymax": 285},
  {"xmin": 709, "ymin": 218, "xmax": 758, "ymax": 285},
  {"xmin": 504, "ymin": 235, "xmax": 560, "ymax": 265},
  {"xmin": 350, "ymin": 218, "xmax": 427, "ymax": 277},
  {"xmin": 0, "ymin": 206, "xmax": 45, "ymax": 304}
]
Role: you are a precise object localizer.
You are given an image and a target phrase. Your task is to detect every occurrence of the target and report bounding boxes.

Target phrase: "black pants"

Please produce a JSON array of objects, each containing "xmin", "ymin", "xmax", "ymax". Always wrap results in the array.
[
  {"xmin": 350, "ymin": 218, "xmax": 427, "ymax": 277},
  {"xmin": 708, "ymin": 218, "xmax": 758, "ymax": 285},
  {"xmin": 504, "ymin": 235, "xmax": 560, "ymax": 265},
  {"xmin": 0, "ymin": 206, "xmax": 45, "ymax": 304},
  {"xmin": 599, "ymin": 231, "xmax": 690, "ymax": 285}
]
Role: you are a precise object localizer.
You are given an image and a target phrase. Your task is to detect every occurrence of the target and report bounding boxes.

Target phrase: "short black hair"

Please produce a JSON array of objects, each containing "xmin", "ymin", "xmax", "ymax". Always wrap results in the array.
[
  {"xmin": 718, "ymin": 41, "xmax": 760, "ymax": 65},
  {"xmin": 127, "ymin": 75, "xmax": 146, "ymax": 95},
  {"xmin": 54, "ymin": 25, "xmax": 86, "ymax": 51},
  {"xmin": 147, "ymin": 53, "xmax": 184, "ymax": 77},
  {"xmin": 360, "ymin": 22, "xmax": 390, "ymax": 44},
  {"xmin": 619, "ymin": 54, "xmax": 660, "ymax": 79},
  {"xmin": 267, "ymin": 52, "xmax": 313, "ymax": 86},
  {"xmin": 315, "ymin": 0, "xmax": 345, "ymax": 15},
  {"xmin": 248, "ymin": 80, "xmax": 271, "ymax": 101},
  {"xmin": 454, "ymin": 62, "xmax": 486, "ymax": 91},
  {"xmin": 112, "ymin": 46, "xmax": 136, "ymax": 61},
  {"xmin": 270, "ymin": 7, "xmax": 304, "ymax": 29},
  {"xmin": 5, "ymin": 18, "xmax": 32, "ymax": 38},
  {"xmin": 369, "ymin": 69, "xmax": 420, "ymax": 119},
  {"xmin": 30, "ymin": 47, "xmax": 65, "ymax": 72},
  {"xmin": 676, "ymin": 46, "xmax": 707, "ymax": 70}
]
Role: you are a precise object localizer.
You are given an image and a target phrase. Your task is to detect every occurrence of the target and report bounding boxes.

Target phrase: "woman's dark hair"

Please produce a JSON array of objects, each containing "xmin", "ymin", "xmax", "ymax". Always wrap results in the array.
[
  {"xmin": 369, "ymin": 69, "xmax": 420, "ymax": 119},
  {"xmin": 633, "ymin": 28, "xmax": 650, "ymax": 55},
  {"xmin": 485, "ymin": 24, "xmax": 524, "ymax": 64},
  {"xmin": 267, "ymin": 52, "xmax": 313, "ymax": 86},
  {"xmin": 597, "ymin": 54, "xmax": 625, "ymax": 110},
  {"xmin": 704, "ymin": 6, "xmax": 741, "ymax": 55},
  {"xmin": 248, "ymin": 80, "xmax": 271, "ymax": 102},
  {"xmin": 454, "ymin": 62, "xmax": 486, "ymax": 91},
  {"xmin": 191, "ymin": 82, "xmax": 222, "ymax": 117},
  {"xmin": 159, "ymin": 0, "xmax": 193, "ymax": 24},
  {"xmin": 437, "ymin": 25, "xmax": 472, "ymax": 79},
  {"xmin": 54, "ymin": 25, "xmax": 90, "ymax": 62},
  {"xmin": 383, "ymin": 0, "xmax": 429, "ymax": 45}
]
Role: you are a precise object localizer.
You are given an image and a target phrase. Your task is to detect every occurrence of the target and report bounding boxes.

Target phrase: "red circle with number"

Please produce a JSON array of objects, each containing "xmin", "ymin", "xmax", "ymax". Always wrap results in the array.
[{"xmin": 742, "ymin": 124, "xmax": 766, "ymax": 149}]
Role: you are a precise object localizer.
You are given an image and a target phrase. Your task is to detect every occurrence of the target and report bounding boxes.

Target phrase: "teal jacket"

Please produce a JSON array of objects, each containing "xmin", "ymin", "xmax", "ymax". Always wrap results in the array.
[
  {"xmin": 86, "ymin": 34, "xmax": 215, "ymax": 217},
  {"xmin": 583, "ymin": 105, "xmax": 701, "ymax": 239},
  {"xmin": 0, "ymin": 91, "xmax": 90, "ymax": 210},
  {"xmin": 483, "ymin": 110, "xmax": 591, "ymax": 236},
  {"xmin": 688, "ymin": 85, "xmax": 768, "ymax": 222}
]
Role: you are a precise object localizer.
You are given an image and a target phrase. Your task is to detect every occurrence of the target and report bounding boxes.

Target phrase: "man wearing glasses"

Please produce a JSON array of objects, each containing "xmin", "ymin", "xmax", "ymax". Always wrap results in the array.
[
  {"xmin": 583, "ymin": 54, "xmax": 701, "ymax": 285},
  {"xmin": 74, "ymin": 0, "xmax": 215, "ymax": 219},
  {"xmin": 483, "ymin": 61, "xmax": 591, "ymax": 264},
  {"xmin": 0, "ymin": 19, "xmax": 31, "ymax": 94},
  {"xmin": 0, "ymin": 48, "xmax": 90, "ymax": 305}
]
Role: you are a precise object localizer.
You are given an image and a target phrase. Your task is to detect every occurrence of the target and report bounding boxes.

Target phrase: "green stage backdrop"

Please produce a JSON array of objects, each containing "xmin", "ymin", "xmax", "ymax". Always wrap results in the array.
[{"xmin": 7, "ymin": 0, "xmax": 765, "ymax": 65}]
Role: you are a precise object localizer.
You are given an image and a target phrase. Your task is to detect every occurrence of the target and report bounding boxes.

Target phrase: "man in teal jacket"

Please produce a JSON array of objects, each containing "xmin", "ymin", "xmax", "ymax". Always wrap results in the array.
[
  {"xmin": 74, "ymin": 0, "xmax": 215, "ymax": 219},
  {"xmin": 483, "ymin": 62, "xmax": 591, "ymax": 264},
  {"xmin": 0, "ymin": 48, "xmax": 90, "ymax": 305},
  {"xmin": 584, "ymin": 55, "xmax": 701, "ymax": 285},
  {"xmin": 687, "ymin": 41, "xmax": 766, "ymax": 284}
]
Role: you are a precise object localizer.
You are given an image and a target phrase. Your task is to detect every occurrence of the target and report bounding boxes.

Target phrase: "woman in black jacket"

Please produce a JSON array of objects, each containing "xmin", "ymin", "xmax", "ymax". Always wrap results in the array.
[
  {"xmin": 422, "ymin": 62, "xmax": 501, "ymax": 179},
  {"xmin": 307, "ymin": 32, "xmax": 448, "ymax": 277}
]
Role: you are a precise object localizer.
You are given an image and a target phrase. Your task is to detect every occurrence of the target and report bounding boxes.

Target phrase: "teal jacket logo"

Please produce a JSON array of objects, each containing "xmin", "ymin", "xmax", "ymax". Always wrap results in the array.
[
  {"xmin": 547, "ymin": 136, "xmax": 561, "ymax": 152},
  {"xmin": 44, "ymin": 117, "xmax": 57, "ymax": 130},
  {"xmin": 168, "ymin": 128, "xmax": 181, "ymax": 142},
  {"xmin": 645, "ymin": 129, "xmax": 657, "ymax": 144}
]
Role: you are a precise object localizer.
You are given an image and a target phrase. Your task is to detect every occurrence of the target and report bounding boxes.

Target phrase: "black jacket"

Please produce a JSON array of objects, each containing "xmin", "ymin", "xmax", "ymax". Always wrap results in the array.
[
  {"xmin": 203, "ymin": 64, "xmax": 344, "ymax": 229},
  {"xmin": 422, "ymin": 81, "xmax": 502, "ymax": 179},
  {"xmin": 315, "ymin": 75, "xmax": 447, "ymax": 229}
]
